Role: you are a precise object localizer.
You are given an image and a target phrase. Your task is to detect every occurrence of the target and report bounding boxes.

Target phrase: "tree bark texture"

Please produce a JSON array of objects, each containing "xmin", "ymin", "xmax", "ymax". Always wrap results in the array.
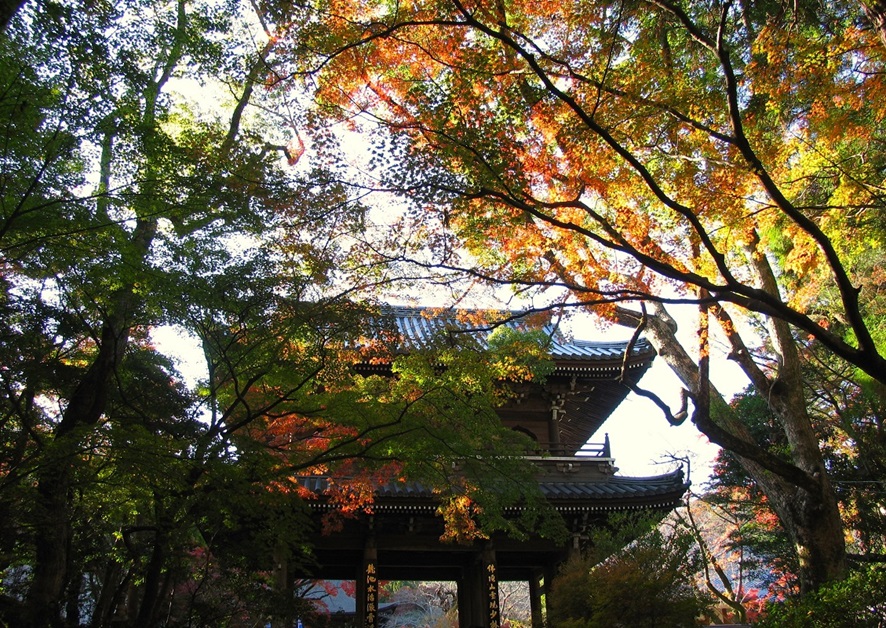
[{"xmin": 640, "ymin": 304, "xmax": 846, "ymax": 593}]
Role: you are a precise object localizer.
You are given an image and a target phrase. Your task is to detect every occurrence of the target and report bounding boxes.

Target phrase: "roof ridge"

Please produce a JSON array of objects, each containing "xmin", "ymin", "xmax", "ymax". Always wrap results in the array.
[{"xmin": 373, "ymin": 304, "xmax": 655, "ymax": 359}]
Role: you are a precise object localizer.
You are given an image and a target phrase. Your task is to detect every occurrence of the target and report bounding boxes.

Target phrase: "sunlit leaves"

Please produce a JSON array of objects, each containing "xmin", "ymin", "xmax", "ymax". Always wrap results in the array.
[
  {"xmin": 284, "ymin": 0, "xmax": 886, "ymax": 595},
  {"xmin": 298, "ymin": 0, "xmax": 885, "ymax": 370},
  {"xmin": 437, "ymin": 494, "xmax": 488, "ymax": 544}
]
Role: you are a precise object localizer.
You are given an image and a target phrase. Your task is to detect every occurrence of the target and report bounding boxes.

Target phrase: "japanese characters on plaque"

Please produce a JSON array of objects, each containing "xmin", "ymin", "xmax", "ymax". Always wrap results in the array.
[
  {"xmin": 487, "ymin": 562, "xmax": 501, "ymax": 628},
  {"xmin": 364, "ymin": 561, "xmax": 379, "ymax": 628}
]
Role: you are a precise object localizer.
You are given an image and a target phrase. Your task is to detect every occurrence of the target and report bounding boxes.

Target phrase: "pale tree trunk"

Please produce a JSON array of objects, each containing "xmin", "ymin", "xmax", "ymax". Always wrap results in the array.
[
  {"xmin": 636, "ymin": 302, "xmax": 846, "ymax": 593},
  {"xmin": 862, "ymin": 0, "xmax": 886, "ymax": 47},
  {"xmin": 741, "ymin": 240, "xmax": 847, "ymax": 589}
]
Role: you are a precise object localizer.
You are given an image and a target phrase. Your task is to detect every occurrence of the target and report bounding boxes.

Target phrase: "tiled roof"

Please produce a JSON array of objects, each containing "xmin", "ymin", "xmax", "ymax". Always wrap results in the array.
[
  {"xmin": 375, "ymin": 305, "xmax": 654, "ymax": 365},
  {"xmin": 537, "ymin": 469, "xmax": 688, "ymax": 503},
  {"xmin": 298, "ymin": 468, "xmax": 688, "ymax": 512},
  {"xmin": 356, "ymin": 305, "xmax": 656, "ymax": 453}
]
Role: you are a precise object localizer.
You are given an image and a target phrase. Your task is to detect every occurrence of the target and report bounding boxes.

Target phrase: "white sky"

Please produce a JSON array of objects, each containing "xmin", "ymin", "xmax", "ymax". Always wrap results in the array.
[
  {"xmin": 566, "ymin": 312, "xmax": 740, "ymax": 485},
  {"xmin": 148, "ymin": 116, "xmax": 742, "ymax": 488}
]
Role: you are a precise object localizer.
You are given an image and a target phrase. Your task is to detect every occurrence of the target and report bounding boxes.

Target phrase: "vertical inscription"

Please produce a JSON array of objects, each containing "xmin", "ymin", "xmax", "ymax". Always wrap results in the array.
[
  {"xmin": 364, "ymin": 560, "xmax": 378, "ymax": 628},
  {"xmin": 487, "ymin": 562, "xmax": 500, "ymax": 628}
]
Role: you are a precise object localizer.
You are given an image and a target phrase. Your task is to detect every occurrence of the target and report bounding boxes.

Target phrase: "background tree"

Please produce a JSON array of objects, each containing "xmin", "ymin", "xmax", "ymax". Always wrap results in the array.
[
  {"xmin": 700, "ymin": 389, "xmax": 805, "ymax": 597},
  {"xmin": 676, "ymin": 492, "xmax": 784, "ymax": 624},
  {"xmin": 292, "ymin": 0, "xmax": 886, "ymax": 593},
  {"xmin": 0, "ymin": 0, "xmax": 343, "ymax": 620},
  {"xmin": 0, "ymin": 1, "xmax": 566, "ymax": 625},
  {"xmin": 700, "ymin": 385, "xmax": 886, "ymax": 604}
]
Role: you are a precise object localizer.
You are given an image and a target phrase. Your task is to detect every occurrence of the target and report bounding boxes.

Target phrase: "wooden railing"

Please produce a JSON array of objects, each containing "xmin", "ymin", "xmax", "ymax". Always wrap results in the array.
[
  {"xmin": 576, "ymin": 438, "xmax": 611, "ymax": 457},
  {"xmin": 533, "ymin": 434, "xmax": 611, "ymax": 458}
]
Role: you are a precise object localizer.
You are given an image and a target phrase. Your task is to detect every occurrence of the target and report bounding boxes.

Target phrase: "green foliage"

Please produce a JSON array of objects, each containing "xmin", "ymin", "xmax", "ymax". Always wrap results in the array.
[
  {"xmin": 359, "ymin": 323, "xmax": 568, "ymax": 542},
  {"xmin": 486, "ymin": 326, "xmax": 556, "ymax": 383},
  {"xmin": 756, "ymin": 564, "xmax": 886, "ymax": 627},
  {"xmin": 709, "ymin": 379, "xmax": 886, "ymax": 580},
  {"xmin": 0, "ymin": 1, "xmax": 571, "ymax": 622},
  {"xmin": 0, "ymin": 0, "xmax": 388, "ymax": 622},
  {"xmin": 548, "ymin": 513, "xmax": 709, "ymax": 628}
]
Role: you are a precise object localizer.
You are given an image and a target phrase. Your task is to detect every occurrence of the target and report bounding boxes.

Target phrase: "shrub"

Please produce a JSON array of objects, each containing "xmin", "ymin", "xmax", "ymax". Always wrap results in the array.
[
  {"xmin": 755, "ymin": 564, "xmax": 886, "ymax": 627},
  {"xmin": 548, "ymin": 514, "xmax": 709, "ymax": 627}
]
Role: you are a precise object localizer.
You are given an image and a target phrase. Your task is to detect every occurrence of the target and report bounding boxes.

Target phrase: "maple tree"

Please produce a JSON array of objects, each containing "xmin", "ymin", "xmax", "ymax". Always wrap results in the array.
[{"xmin": 285, "ymin": 0, "xmax": 886, "ymax": 593}]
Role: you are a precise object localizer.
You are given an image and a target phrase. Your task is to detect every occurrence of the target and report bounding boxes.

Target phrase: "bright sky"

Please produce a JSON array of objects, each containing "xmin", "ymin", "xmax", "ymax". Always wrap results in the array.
[
  {"xmin": 566, "ymin": 310, "xmax": 743, "ymax": 486},
  {"xmin": 148, "ymin": 120, "xmax": 742, "ymax": 489},
  {"xmin": 582, "ymin": 348, "xmax": 723, "ymax": 484},
  {"xmin": 347, "ymin": 144, "xmax": 735, "ymax": 486}
]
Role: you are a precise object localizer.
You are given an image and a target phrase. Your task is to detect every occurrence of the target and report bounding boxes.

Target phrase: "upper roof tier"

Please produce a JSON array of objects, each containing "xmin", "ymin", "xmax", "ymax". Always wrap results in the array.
[
  {"xmin": 353, "ymin": 306, "xmax": 656, "ymax": 452},
  {"xmin": 367, "ymin": 305, "xmax": 656, "ymax": 374}
]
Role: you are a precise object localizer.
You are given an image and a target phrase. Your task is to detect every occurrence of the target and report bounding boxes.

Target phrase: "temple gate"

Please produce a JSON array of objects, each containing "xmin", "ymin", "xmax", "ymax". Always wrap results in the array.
[{"xmin": 295, "ymin": 307, "xmax": 689, "ymax": 627}]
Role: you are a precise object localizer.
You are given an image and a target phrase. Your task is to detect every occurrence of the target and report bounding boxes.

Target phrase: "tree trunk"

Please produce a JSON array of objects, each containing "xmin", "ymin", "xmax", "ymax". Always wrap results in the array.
[
  {"xmin": 24, "ymin": 244, "xmax": 154, "ymax": 622},
  {"xmin": 64, "ymin": 572, "xmax": 83, "ymax": 628},
  {"xmin": 637, "ymin": 304, "xmax": 846, "ymax": 592},
  {"xmin": 862, "ymin": 0, "xmax": 886, "ymax": 47},
  {"xmin": 25, "ymin": 466, "xmax": 73, "ymax": 626},
  {"xmin": 134, "ymin": 526, "xmax": 167, "ymax": 628},
  {"xmin": 90, "ymin": 558, "xmax": 127, "ymax": 628},
  {"xmin": 24, "ymin": 315, "xmax": 134, "ymax": 623}
]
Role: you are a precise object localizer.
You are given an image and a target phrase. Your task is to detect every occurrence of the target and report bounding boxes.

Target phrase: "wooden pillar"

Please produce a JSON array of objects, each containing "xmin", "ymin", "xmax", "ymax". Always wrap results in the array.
[
  {"xmin": 529, "ymin": 569, "xmax": 544, "ymax": 628},
  {"xmin": 484, "ymin": 544, "xmax": 501, "ymax": 628},
  {"xmin": 543, "ymin": 563, "xmax": 558, "ymax": 627},
  {"xmin": 456, "ymin": 569, "xmax": 470, "ymax": 628},
  {"xmin": 458, "ymin": 544, "xmax": 500, "ymax": 628},
  {"xmin": 474, "ymin": 543, "xmax": 500, "ymax": 628},
  {"xmin": 271, "ymin": 543, "xmax": 291, "ymax": 628},
  {"xmin": 356, "ymin": 538, "xmax": 379, "ymax": 628},
  {"xmin": 458, "ymin": 555, "xmax": 484, "ymax": 628}
]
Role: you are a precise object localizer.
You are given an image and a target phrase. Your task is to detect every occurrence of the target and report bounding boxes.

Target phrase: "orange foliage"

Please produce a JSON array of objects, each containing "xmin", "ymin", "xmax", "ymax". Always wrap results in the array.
[
  {"xmin": 317, "ymin": 460, "xmax": 406, "ymax": 533},
  {"xmin": 293, "ymin": 0, "xmax": 886, "ymax": 364},
  {"xmin": 437, "ymin": 495, "xmax": 489, "ymax": 544}
]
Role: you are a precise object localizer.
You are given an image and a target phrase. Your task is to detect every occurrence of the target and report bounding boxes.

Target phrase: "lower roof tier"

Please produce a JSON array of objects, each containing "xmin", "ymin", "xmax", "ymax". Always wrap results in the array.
[{"xmin": 298, "ymin": 466, "xmax": 688, "ymax": 514}]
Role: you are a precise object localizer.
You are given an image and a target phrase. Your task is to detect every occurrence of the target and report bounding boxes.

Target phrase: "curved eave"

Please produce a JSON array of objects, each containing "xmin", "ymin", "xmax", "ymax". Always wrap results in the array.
[
  {"xmin": 298, "ymin": 469, "xmax": 689, "ymax": 514},
  {"xmin": 536, "ymin": 469, "xmax": 689, "ymax": 512},
  {"xmin": 367, "ymin": 306, "xmax": 657, "ymax": 370},
  {"xmin": 550, "ymin": 343, "xmax": 656, "ymax": 375},
  {"xmin": 354, "ymin": 349, "xmax": 656, "ymax": 379},
  {"xmin": 353, "ymin": 358, "xmax": 653, "ymax": 378}
]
